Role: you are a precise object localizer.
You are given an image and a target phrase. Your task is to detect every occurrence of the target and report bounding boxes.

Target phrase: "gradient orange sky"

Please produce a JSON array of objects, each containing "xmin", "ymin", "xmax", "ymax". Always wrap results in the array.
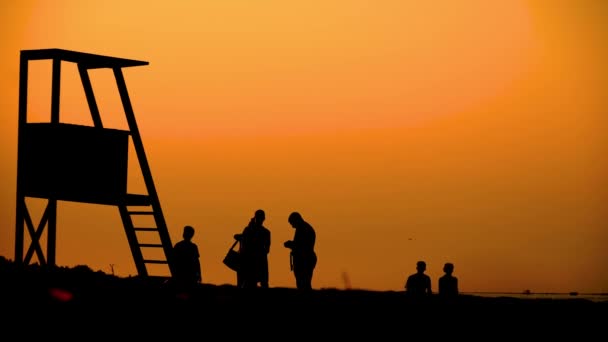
[{"xmin": 1, "ymin": 0, "xmax": 606, "ymax": 294}]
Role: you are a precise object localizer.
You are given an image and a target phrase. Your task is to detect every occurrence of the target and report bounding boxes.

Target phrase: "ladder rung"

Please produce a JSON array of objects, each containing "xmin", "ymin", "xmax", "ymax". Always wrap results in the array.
[
  {"xmin": 139, "ymin": 243, "xmax": 163, "ymax": 248},
  {"xmin": 143, "ymin": 260, "xmax": 169, "ymax": 264},
  {"xmin": 127, "ymin": 211, "xmax": 154, "ymax": 215},
  {"xmin": 134, "ymin": 227, "xmax": 158, "ymax": 231}
]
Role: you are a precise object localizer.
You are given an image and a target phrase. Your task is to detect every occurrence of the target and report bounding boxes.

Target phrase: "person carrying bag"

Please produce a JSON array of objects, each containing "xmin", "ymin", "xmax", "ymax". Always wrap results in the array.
[{"xmin": 223, "ymin": 239, "xmax": 241, "ymax": 272}]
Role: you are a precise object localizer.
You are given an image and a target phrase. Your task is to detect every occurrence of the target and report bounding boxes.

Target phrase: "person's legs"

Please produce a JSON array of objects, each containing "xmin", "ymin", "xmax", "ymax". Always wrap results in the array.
[
  {"xmin": 242, "ymin": 274, "xmax": 256, "ymax": 289},
  {"xmin": 295, "ymin": 272, "xmax": 305, "ymax": 290},
  {"xmin": 240, "ymin": 261, "xmax": 256, "ymax": 288},
  {"xmin": 260, "ymin": 265, "xmax": 269, "ymax": 288},
  {"xmin": 237, "ymin": 270, "xmax": 244, "ymax": 288},
  {"xmin": 303, "ymin": 267, "xmax": 313, "ymax": 290},
  {"xmin": 293, "ymin": 263, "xmax": 303, "ymax": 290},
  {"xmin": 301, "ymin": 255, "xmax": 316, "ymax": 290},
  {"xmin": 294, "ymin": 267, "xmax": 312, "ymax": 290}
]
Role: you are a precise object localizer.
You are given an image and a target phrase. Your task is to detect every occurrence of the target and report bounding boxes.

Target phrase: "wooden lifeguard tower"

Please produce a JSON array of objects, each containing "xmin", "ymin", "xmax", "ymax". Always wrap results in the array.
[{"xmin": 14, "ymin": 49, "xmax": 174, "ymax": 278}]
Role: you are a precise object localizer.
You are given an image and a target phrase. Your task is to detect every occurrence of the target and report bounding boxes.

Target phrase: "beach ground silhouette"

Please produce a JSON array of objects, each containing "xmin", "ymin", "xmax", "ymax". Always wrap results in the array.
[{"xmin": 1, "ymin": 256, "xmax": 604, "ymax": 339}]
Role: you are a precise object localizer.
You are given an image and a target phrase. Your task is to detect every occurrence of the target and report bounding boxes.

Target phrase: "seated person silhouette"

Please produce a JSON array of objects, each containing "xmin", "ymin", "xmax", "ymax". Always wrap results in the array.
[
  {"xmin": 438, "ymin": 262, "xmax": 459, "ymax": 297},
  {"xmin": 405, "ymin": 260, "xmax": 432, "ymax": 297}
]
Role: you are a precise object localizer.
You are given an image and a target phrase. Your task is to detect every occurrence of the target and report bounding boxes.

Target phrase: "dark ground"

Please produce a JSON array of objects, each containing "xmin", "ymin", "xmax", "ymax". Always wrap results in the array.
[{"xmin": 1, "ymin": 257, "xmax": 605, "ymax": 339}]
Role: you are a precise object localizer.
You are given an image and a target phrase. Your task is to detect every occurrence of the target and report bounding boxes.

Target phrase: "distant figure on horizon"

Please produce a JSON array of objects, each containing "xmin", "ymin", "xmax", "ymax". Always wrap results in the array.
[
  {"xmin": 438, "ymin": 262, "xmax": 459, "ymax": 297},
  {"xmin": 172, "ymin": 225, "xmax": 202, "ymax": 291},
  {"xmin": 405, "ymin": 260, "xmax": 432, "ymax": 297},
  {"xmin": 284, "ymin": 211, "xmax": 317, "ymax": 291},
  {"xmin": 234, "ymin": 209, "xmax": 271, "ymax": 288}
]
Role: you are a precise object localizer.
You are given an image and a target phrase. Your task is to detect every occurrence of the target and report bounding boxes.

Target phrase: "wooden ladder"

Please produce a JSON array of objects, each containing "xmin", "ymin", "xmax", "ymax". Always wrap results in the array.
[{"xmin": 114, "ymin": 67, "xmax": 174, "ymax": 278}]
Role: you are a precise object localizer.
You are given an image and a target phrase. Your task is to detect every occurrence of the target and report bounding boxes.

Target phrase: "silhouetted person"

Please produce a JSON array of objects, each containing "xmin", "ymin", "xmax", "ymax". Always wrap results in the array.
[
  {"xmin": 438, "ymin": 262, "xmax": 459, "ymax": 297},
  {"xmin": 284, "ymin": 212, "xmax": 317, "ymax": 291},
  {"xmin": 234, "ymin": 209, "xmax": 271, "ymax": 288},
  {"xmin": 172, "ymin": 225, "xmax": 202, "ymax": 291},
  {"xmin": 405, "ymin": 260, "xmax": 432, "ymax": 297}
]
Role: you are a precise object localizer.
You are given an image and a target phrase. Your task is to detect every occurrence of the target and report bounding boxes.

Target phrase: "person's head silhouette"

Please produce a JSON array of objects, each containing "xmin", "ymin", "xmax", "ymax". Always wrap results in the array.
[
  {"xmin": 183, "ymin": 225, "xmax": 195, "ymax": 241},
  {"xmin": 254, "ymin": 209, "xmax": 266, "ymax": 224},
  {"xmin": 288, "ymin": 212, "xmax": 303, "ymax": 228},
  {"xmin": 416, "ymin": 260, "xmax": 426, "ymax": 273},
  {"xmin": 443, "ymin": 262, "xmax": 454, "ymax": 275}
]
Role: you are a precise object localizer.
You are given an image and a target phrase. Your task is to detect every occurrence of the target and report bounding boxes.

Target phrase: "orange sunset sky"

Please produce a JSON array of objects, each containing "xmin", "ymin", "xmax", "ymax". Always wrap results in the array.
[{"xmin": 1, "ymin": 0, "xmax": 606, "ymax": 294}]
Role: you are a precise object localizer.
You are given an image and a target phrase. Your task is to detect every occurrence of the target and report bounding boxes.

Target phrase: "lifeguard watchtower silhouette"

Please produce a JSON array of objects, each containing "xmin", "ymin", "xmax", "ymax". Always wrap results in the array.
[{"xmin": 14, "ymin": 49, "xmax": 174, "ymax": 278}]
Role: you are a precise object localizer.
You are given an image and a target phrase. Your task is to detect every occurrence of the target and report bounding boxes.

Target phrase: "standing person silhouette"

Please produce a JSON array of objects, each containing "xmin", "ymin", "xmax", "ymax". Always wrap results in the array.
[
  {"xmin": 284, "ymin": 212, "xmax": 317, "ymax": 291},
  {"xmin": 405, "ymin": 260, "xmax": 432, "ymax": 297},
  {"xmin": 172, "ymin": 225, "xmax": 202, "ymax": 291},
  {"xmin": 234, "ymin": 209, "xmax": 271, "ymax": 288},
  {"xmin": 438, "ymin": 262, "xmax": 459, "ymax": 297}
]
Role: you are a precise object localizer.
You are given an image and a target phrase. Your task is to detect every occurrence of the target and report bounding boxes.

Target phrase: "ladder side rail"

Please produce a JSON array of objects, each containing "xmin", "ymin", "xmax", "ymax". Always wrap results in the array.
[
  {"xmin": 118, "ymin": 205, "xmax": 148, "ymax": 276},
  {"xmin": 46, "ymin": 199, "xmax": 57, "ymax": 267},
  {"xmin": 78, "ymin": 64, "xmax": 104, "ymax": 128},
  {"xmin": 46, "ymin": 57, "xmax": 61, "ymax": 265},
  {"xmin": 51, "ymin": 58, "xmax": 61, "ymax": 124},
  {"xmin": 113, "ymin": 67, "xmax": 174, "ymax": 275},
  {"xmin": 15, "ymin": 53, "xmax": 29, "ymax": 264}
]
